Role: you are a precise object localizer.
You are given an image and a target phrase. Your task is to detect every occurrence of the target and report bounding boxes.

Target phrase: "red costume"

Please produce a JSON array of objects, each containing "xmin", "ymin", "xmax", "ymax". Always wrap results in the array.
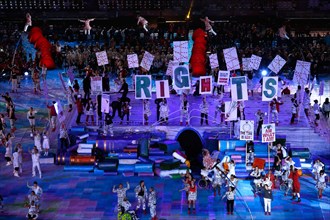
[
  {"xmin": 265, "ymin": 173, "xmax": 276, "ymax": 189},
  {"xmin": 47, "ymin": 104, "xmax": 57, "ymax": 116},
  {"xmin": 289, "ymin": 171, "xmax": 300, "ymax": 193}
]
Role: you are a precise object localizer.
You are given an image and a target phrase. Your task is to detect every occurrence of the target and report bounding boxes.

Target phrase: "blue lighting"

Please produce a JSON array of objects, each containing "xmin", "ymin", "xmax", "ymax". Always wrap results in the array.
[{"xmin": 261, "ymin": 70, "xmax": 268, "ymax": 76}]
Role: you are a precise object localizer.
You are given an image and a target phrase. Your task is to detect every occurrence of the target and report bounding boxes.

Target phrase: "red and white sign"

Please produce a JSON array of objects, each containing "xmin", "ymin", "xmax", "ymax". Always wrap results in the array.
[
  {"xmin": 209, "ymin": 53, "xmax": 219, "ymax": 69},
  {"xmin": 95, "ymin": 51, "xmax": 109, "ymax": 66},
  {"xmin": 140, "ymin": 51, "xmax": 154, "ymax": 71},
  {"xmin": 199, "ymin": 76, "xmax": 212, "ymax": 95},
  {"xmin": 262, "ymin": 123, "xmax": 276, "ymax": 143},
  {"xmin": 268, "ymin": 55, "xmax": 286, "ymax": 74},
  {"xmin": 173, "ymin": 41, "xmax": 189, "ymax": 63},
  {"xmin": 223, "ymin": 47, "xmax": 240, "ymax": 71},
  {"xmin": 293, "ymin": 60, "xmax": 311, "ymax": 86},
  {"xmin": 127, "ymin": 54, "xmax": 139, "ymax": 69},
  {"xmin": 240, "ymin": 120, "xmax": 254, "ymax": 141},
  {"xmin": 249, "ymin": 54, "xmax": 262, "ymax": 70},
  {"xmin": 156, "ymin": 80, "xmax": 170, "ymax": 99},
  {"xmin": 217, "ymin": 70, "xmax": 230, "ymax": 85}
]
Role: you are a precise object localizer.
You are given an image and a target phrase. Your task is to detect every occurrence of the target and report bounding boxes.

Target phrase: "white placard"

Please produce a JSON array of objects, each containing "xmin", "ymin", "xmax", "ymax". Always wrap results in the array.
[
  {"xmin": 293, "ymin": 60, "xmax": 311, "ymax": 86},
  {"xmin": 95, "ymin": 51, "xmax": 109, "ymax": 66},
  {"xmin": 173, "ymin": 41, "xmax": 189, "ymax": 63},
  {"xmin": 249, "ymin": 54, "xmax": 262, "ymax": 70},
  {"xmin": 230, "ymin": 76, "xmax": 248, "ymax": 101},
  {"xmin": 223, "ymin": 47, "xmax": 240, "ymax": 71},
  {"xmin": 127, "ymin": 54, "xmax": 139, "ymax": 69},
  {"xmin": 240, "ymin": 120, "xmax": 254, "ymax": 141},
  {"xmin": 166, "ymin": 60, "xmax": 179, "ymax": 76},
  {"xmin": 54, "ymin": 101, "xmax": 65, "ymax": 123},
  {"xmin": 140, "ymin": 51, "xmax": 154, "ymax": 71},
  {"xmin": 262, "ymin": 123, "xmax": 276, "ymax": 143},
  {"xmin": 217, "ymin": 70, "xmax": 230, "ymax": 85},
  {"xmin": 172, "ymin": 65, "xmax": 191, "ymax": 91},
  {"xmin": 101, "ymin": 94, "xmax": 110, "ymax": 113},
  {"xmin": 209, "ymin": 53, "xmax": 219, "ymax": 69},
  {"xmin": 242, "ymin": 58, "xmax": 252, "ymax": 71},
  {"xmin": 199, "ymin": 76, "xmax": 212, "ymax": 95},
  {"xmin": 262, "ymin": 77, "xmax": 278, "ymax": 101},
  {"xmin": 156, "ymin": 80, "xmax": 170, "ymax": 99},
  {"xmin": 268, "ymin": 55, "xmax": 286, "ymax": 74},
  {"xmin": 225, "ymin": 101, "xmax": 238, "ymax": 121},
  {"xmin": 91, "ymin": 76, "xmax": 103, "ymax": 94}
]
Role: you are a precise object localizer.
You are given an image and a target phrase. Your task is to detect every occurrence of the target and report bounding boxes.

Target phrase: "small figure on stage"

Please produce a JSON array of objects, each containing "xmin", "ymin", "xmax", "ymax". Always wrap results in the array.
[
  {"xmin": 159, "ymin": 99, "xmax": 169, "ymax": 125},
  {"xmin": 222, "ymin": 186, "xmax": 235, "ymax": 215},
  {"xmin": 214, "ymin": 99, "xmax": 225, "ymax": 124},
  {"xmin": 137, "ymin": 15, "xmax": 149, "ymax": 32},
  {"xmin": 47, "ymin": 101, "xmax": 57, "ymax": 132},
  {"xmin": 135, "ymin": 180, "xmax": 148, "ymax": 214},
  {"xmin": 270, "ymin": 98, "xmax": 283, "ymax": 124},
  {"xmin": 187, "ymin": 179, "xmax": 197, "ymax": 214},
  {"xmin": 148, "ymin": 187, "xmax": 157, "ymax": 220},
  {"xmin": 30, "ymin": 146, "xmax": 42, "ymax": 179},
  {"xmin": 42, "ymin": 131, "xmax": 49, "ymax": 156},
  {"xmin": 199, "ymin": 97, "xmax": 209, "ymax": 126},
  {"xmin": 143, "ymin": 99, "xmax": 151, "ymax": 125},
  {"xmin": 180, "ymin": 93, "xmax": 189, "ymax": 126},
  {"xmin": 24, "ymin": 13, "xmax": 32, "ymax": 32},
  {"xmin": 113, "ymin": 182, "xmax": 130, "ymax": 211},
  {"xmin": 118, "ymin": 79, "xmax": 129, "ymax": 101},
  {"xmin": 312, "ymin": 159, "xmax": 325, "ymax": 180},
  {"xmin": 78, "ymin": 18, "xmax": 95, "ymax": 35},
  {"xmin": 289, "ymin": 167, "xmax": 301, "ymax": 202},
  {"xmin": 250, "ymin": 166, "xmax": 263, "ymax": 195},
  {"xmin": 111, "ymin": 98, "xmax": 122, "ymax": 119},
  {"xmin": 120, "ymin": 101, "xmax": 131, "ymax": 125},
  {"xmin": 212, "ymin": 165, "xmax": 223, "ymax": 196},
  {"xmin": 316, "ymin": 170, "xmax": 328, "ymax": 199},
  {"xmin": 246, "ymin": 141, "xmax": 255, "ymax": 165},
  {"xmin": 59, "ymin": 123, "xmax": 69, "ymax": 153},
  {"xmin": 200, "ymin": 16, "xmax": 217, "ymax": 36},
  {"xmin": 104, "ymin": 113, "xmax": 114, "ymax": 137},
  {"xmin": 27, "ymin": 107, "xmax": 37, "ymax": 136},
  {"xmin": 263, "ymin": 184, "xmax": 273, "ymax": 215}
]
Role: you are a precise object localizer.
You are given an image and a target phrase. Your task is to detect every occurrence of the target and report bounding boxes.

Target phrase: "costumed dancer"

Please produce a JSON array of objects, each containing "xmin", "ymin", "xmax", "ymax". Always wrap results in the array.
[
  {"xmin": 222, "ymin": 186, "xmax": 235, "ymax": 215},
  {"xmin": 199, "ymin": 97, "xmax": 209, "ymax": 126},
  {"xmin": 67, "ymin": 86, "xmax": 74, "ymax": 112},
  {"xmin": 270, "ymin": 98, "xmax": 283, "ymax": 124},
  {"xmin": 212, "ymin": 163, "xmax": 223, "ymax": 196},
  {"xmin": 28, "ymin": 191, "xmax": 40, "ymax": 213},
  {"xmin": 33, "ymin": 131, "xmax": 42, "ymax": 153},
  {"xmin": 148, "ymin": 187, "xmax": 157, "ymax": 220},
  {"xmin": 30, "ymin": 146, "xmax": 42, "ymax": 178},
  {"xmin": 284, "ymin": 157, "xmax": 295, "ymax": 171},
  {"xmin": 181, "ymin": 170, "xmax": 193, "ymax": 201},
  {"xmin": 290, "ymin": 98, "xmax": 298, "ymax": 124},
  {"xmin": 13, "ymin": 147, "xmax": 20, "ymax": 177},
  {"xmin": 313, "ymin": 100, "xmax": 321, "ymax": 126},
  {"xmin": 4, "ymin": 133, "xmax": 14, "ymax": 166},
  {"xmin": 24, "ymin": 13, "xmax": 32, "ymax": 32},
  {"xmin": 8, "ymin": 104, "xmax": 16, "ymax": 132},
  {"xmin": 159, "ymin": 99, "xmax": 169, "ymax": 125},
  {"xmin": 263, "ymin": 184, "xmax": 273, "ymax": 216},
  {"xmin": 27, "ymin": 181, "xmax": 43, "ymax": 212},
  {"xmin": 180, "ymin": 93, "xmax": 189, "ymax": 126},
  {"xmin": 17, "ymin": 143, "xmax": 23, "ymax": 173},
  {"xmin": 135, "ymin": 180, "xmax": 148, "ymax": 214},
  {"xmin": 255, "ymin": 109, "xmax": 264, "ymax": 139},
  {"xmin": 112, "ymin": 182, "xmax": 130, "ymax": 211},
  {"xmin": 137, "ymin": 15, "xmax": 149, "ymax": 32},
  {"xmin": 42, "ymin": 131, "xmax": 49, "ymax": 156},
  {"xmin": 27, "ymin": 107, "xmax": 37, "ymax": 136},
  {"xmin": 26, "ymin": 201, "xmax": 38, "ymax": 220},
  {"xmin": 303, "ymin": 88, "xmax": 311, "ymax": 117},
  {"xmin": 120, "ymin": 101, "xmax": 131, "ymax": 125},
  {"xmin": 187, "ymin": 179, "xmax": 197, "ymax": 214},
  {"xmin": 250, "ymin": 166, "xmax": 263, "ymax": 195},
  {"xmin": 233, "ymin": 118, "xmax": 240, "ymax": 139},
  {"xmin": 312, "ymin": 159, "xmax": 325, "ymax": 180},
  {"xmin": 104, "ymin": 113, "xmax": 114, "ymax": 137},
  {"xmin": 289, "ymin": 168, "xmax": 301, "ymax": 202},
  {"xmin": 316, "ymin": 170, "xmax": 329, "ymax": 199},
  {"xmin": 85, "ymin": 99, "xmax": 95, "ymax": 125},
  {"xmin": 78, "ymin": 18, "xmax": 95, "ymax": 35},
  {"xmin": 200, "ymin": 16, "xmax": 217, "ymax": 36},
  {"xmin": 143, "ymin": 99, "xmax": 151, "ymax": 125},
  {"xmin": 246, "ymin": 141, "xmax": 255, "ymax": 165},
  {"xmin": 47, "ymin": 101, "xmax": 57, "ymax": 132}
]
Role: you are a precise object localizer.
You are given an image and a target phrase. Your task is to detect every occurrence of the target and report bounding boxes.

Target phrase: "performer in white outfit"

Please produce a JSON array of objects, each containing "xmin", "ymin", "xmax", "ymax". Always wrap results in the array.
[
  {"xmin": 250, "ymin": 167, "xmax": 263, "ymax": 193},
  {"xmin": 312, "ymin": 159, "xmax": 325, "ymax": 180},
  {"xmin": 121, "ymin": 197, "xmax": 131, "ymax": 212},
  {"xmin": 27, "ymin": 107, "xmax": 37, "ymax": 136},
  {"xmin": 24, "ymin": 13, "xmax": 32, "ymax": 32},
  {"xmin": 159, "ymin": 99, "xmax": 169, "ymax": 125},
  {"xmin": 316, "ymin": 170, "xmax": 328, "ymax": 199},
  {"xmin": 137, "ymin": 16, "xmax": 148, "ymax": 32},
  {"xmin": 4, "ymin": 133, "xmax": 14, "ymax": 166},
  {"xmin": 212, "ymin": 165, "xmax": 223, "ymax": 196},
  {"xmin": 180, "ymin": 94, "xmax": 189, "ymax": 126},
  {"xmin": 112, "ymin": 182, "xmax": 130, "ymax": 211},
  {"xmin": 78, "ymin": 18, "xmax": 95, "ymax": 35},
  {"xmin": 27, "ymin": 181, "xmax": 43, "ymax": 212},
  {"xmin": 148, "ymin": 187, "xmax": 157, "ymax": 220},
  {"xmin": 200, "ymin": 16, "xmax": 217, "ymax": 36},
  {"xmin": 34, "ymin": 131, "xmax": 42, "ymax": 153},
  {"xmin": 13, "ymin": 148, "xmax": 20, "ymax": 177},
  {"xmin": 199, "ymin": 97, "xmax": 209, "ymax": 125},
  {"xmin": 143, "ymin": 99, "xmax": 151, "ymax": 125},
  {"xmin": 17, "ymin": 143, "xmax": 23, "ymax": 173},
  {"xmin": 30, "ymin": 147, "xmax": 42, "ymax": 178},
  {"xmin": 135, "ymin": 180, "xmax": 148, "ymax": 213},
  {"xmin": 42, "ymin": 131, "xmax": 49, "ymax": 156}
]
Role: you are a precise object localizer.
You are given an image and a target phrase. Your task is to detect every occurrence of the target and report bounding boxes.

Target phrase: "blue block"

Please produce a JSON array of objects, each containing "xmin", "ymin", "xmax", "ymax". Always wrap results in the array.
[
  {"xmin": 292, "ymin": 157, "xmax": 302, "ymax": 168},
  {"xmin": 87, "ymin": 139, "xmax": 97, "ymax": 144},
  {"xmin": 117, "ymin": 164, "xmax": 135, "ymax": 172},
  {"xmin": 218, "ymin": 140, "xmax": 246, "ymax": 152},
  {"xmin": 158, "ymin": 140, "xmax": 181, "ymax": 153},
  {"xmin": 134, "ymin": 162, "xmax": 154, "ymax": 173},
  {"xmin": 63, "ymin": 165, "xmax": 93, "ymax": 171},
  {"xmin": 70, "ymin": 126, "xmax": 85, "ymax": 132},
  {"xmin": 117, "ymin": 153, "xmax": 137, "ymax": 159}
]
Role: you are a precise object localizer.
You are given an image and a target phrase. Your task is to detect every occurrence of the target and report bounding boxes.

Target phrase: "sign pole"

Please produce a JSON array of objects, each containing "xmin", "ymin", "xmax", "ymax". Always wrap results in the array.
[{"xmin": 268, "ymin": 142, "xmax": 271, "ymax": 172}]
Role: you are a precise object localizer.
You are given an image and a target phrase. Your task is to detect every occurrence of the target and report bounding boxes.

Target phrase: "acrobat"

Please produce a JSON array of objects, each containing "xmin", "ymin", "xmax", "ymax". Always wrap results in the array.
[
  {"xmin": 279, "ymin": 25, "xmax": 289, "ymax": 39},
  {"xmin": 137, "ymin": 15, "xmax": 148, "ymax": 32},
  {"xmin": 78, "ymin": 18, "xmax": 95, "ymax": 35},
  {"xmin": 24, "ymin": 13, "xmax": 32, "ymax": 32},
  {"xmin": 200, "ymin": 16, "xmax": 217, "ymax": 36}
]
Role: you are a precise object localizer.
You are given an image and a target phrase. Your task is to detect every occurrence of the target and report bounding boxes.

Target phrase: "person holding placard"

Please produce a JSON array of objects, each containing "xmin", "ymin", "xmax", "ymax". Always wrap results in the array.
[
  {"xmin": 199, "ymin": 97, "xmax": 209, "ymax": 126},
  {"xmin": 159, "ymin": 99, "xmax": 169, "ymax": 125},
  {"xmin": 180, "ymin": 94, "xmax": 189, "ymax": 126},
  {"xmin": 143, "ymin": 100, "xmax": 151, "ymax": 125},
  {"xmin": 269, "ymin": 98, "xmax": 283, "ymax": 124}
]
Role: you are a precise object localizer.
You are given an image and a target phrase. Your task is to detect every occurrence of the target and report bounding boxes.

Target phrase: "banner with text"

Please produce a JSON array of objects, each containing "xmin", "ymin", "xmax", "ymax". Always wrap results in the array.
[
  {"xmin": 96, "ymin": 51, "xmax": 109, "ymax": 66},
  {"xmin": 127, "ymin": 54, "xmax": 139, "ymax": 69},
  {"xmin": 240, "ymin": 120, "xmax": 254, "ymax": 141},
  {"xmin": 223, "ymin": 47, "xmax": 240, "ymax": 71},
  {"xmin": 217, "ymin": 70, "xmax": 230, "ymax": 85},
  {"xmin": 140, "ymin": 51, "xmax": 154, "ymax": 71},
  {"xmin": 209, "ymin": 53, "xmax": 219, "ymax": 69},
  {"xmin": 173, "ymin": 41, "xmax": 189, "ymax": 63},
  {"xmin": 262, "ymin": 123, "xmax": 276, "ymax": 143},
  {"xmin": 91, "ymin": 76, "xmax": 103, "ymax": 95}
]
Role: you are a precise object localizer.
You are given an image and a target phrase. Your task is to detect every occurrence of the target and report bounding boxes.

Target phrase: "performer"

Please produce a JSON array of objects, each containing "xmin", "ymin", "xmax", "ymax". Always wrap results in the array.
[
  {"xmin": 27, "ymin": 107, "xmax": 37, "ymax": 136},
  {"xmin": 199, "ymin": 97, "xmax": 209, "ymax": 126},
  {"xmin": 104, "ymin": 113, "xmax": 114, "ymax": 137},
  {"xmin": 290, "ymin": 98, "xmax": 299, "ymax": 124},
  {"xmin": 59, "ymin": 123, "xmax": 69, "ymax": 153},
  {"xmin": 135, "ymin": 180, "xmax": 148, "ymax": 214},
  {"xmin": 27, "ymin": 191, "xmax": 40, "ymax": 213},
  {"xmin": 312, "ymin": 159, "xmax": 325, "ymax": 180},
  {"xmin": 31, "ymin": 66, "xmax": 41, "ymax": 94},
  {"xmin": 154, "ymin": 98, "xmax": 162, "ymax": 122},
  {"xmin": 42, "ymin": 131, "xmax": 50, "ymax": 156},
  {"xmin": 284, "ymin": 157, "xmax": 295, "ymax": 171},
  {"xmin": 78, "ymin": 18, "xmax": 95, "ymax": 35},
  {"xmin": 246, "ymin": 141, "xmax": 255, "ymax": 165},
  {"xmin": 187, "ymin": 179, "xmax": 197, "ymax": 214},
  {"xmin": 8, "ymin": 104, "xmax": 16, "ymax": 132},
  {"xmin": 47, "ymin": 101, "xmax": 57, "ymax": 132},
  {"xmin": 85, "ymin": 99, "xmax": 95, "ymax": 125},
  {"xmin": 26, "ymin": 201, "xmax": 38, "ymax": 220},
  {"xmin": 75, "ymin": 95, "xmax": 84, "ymax": 125},
  {"xmin": 269, "ymin": 98, "xmax": 283, "ymax": 124},
  {"xmin": 17, "ymin": 143, "xmax": 23, "ymax": 173},
  {"xmin": 212, "ymin": 165, "xmax": 223, "ymax": 196},
  {"xmin": 159, "ymin": 99, "xmax": 169, "ymax": 125},
  {"xmin": 237, "ymin": 101, "xmax": 245, "ymax": 120},
  {"xmin": 316, "ymin": 170, "xmax": 328, "ymax": 199},
  {"xmin": 200, "ymin": 16, "xmax": 217, "ymax": 36},
  {"xmin": 148, "ymin": 187, "xmax": 157, "ymax": 220},
  {"xmin": 30, "ymin": 146, "xmax": 42, "ymax": 178},
  {"xmin": 202, "ymin": 149, "xmax": 216, "ymax": 170},
  {"xmin": 4, "ymin": 132, "xmax": 14, "ymax": 166},
  {"xmin": 24, "ymin": 13, "xmax": 32, "ymax": 32},
  {"xmin": 67, "ymin": 86, "xmax": 74, "ymax": 112},
  {"xmin": 222, "ymin": 186, "xmax": 235, "ymax": 215},
  {"xmin": 289, "ymin": 167, "xmax": 301, "ymax": 202},
  {"xmin": 12, "ymin": 147, "xmax": 20, "ymax": 177},
  {"xmin": 250, "ymin": 167, "xmax": 262, "ymax": 194},
  {"xmin": 120, "ymin": 101, "xmax": 131, "ymax": 125},
  {"xmin": 33, "ymin": 131, "xmax": 42, "ymax": 153},
  {"xmin": 303, "ymin": 88, "xmax": 311, "ymax": 117},
  {"xmin": 27, "ymin": 181, "xmax": 43, "ymax": 198},
  {"xmin": 118, "ymin": 79, "xmax": 129, "ymax": 101},
  {"xmin": 113, "ymin": 182, "xmax": 130, "ymax": 211},
  {"xmin": 137, "ymin": 15, "xmax": 149, "ymax": 32},
  {"xmin": 313, "ymin": 100, "xmax": 321, "ymax": 126},
  {"xmin": 214, "ymin": 99, "xmax": 225, "ymax": 124},
  {"xmin": 143, "ymin": 99, "xmax": 151, "ymax": 125},
  {"xmin": 180, "ymin": 93, "xmax": 189, "ymax": 126},
  {"xmin": 263, "ymin": 184, "xmax": 273, "ymax": 215},
  {"xmin": 255, "ymin": 109, "xmax": 264, "ymax": 139},
  {"xmin": 10, "ymin": 66, "xmax": 18, "ymax": 93}
]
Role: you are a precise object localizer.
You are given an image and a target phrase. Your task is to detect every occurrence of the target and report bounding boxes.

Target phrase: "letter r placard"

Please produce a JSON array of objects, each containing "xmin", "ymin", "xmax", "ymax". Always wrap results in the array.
[{"xmin": 135, "ymin": 75, "xmax": 152, "ymax": 99}]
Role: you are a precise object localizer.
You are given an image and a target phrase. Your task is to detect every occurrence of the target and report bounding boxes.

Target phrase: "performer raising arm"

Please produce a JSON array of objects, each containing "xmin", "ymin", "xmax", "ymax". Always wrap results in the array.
[
  {"xmin": 24, "ymin": 13, "xmax": 32, "ymax": 32},
  {"xmin": 78, "ymin": 18, "xmax": 95, "ymax": 35},
  {"xmin": 137, "ymin": 15, "xmax": 149, "ymax": 32},
  {"xmin": 200, "ymin": 16, "xmax": 217, "ymax": 36}
]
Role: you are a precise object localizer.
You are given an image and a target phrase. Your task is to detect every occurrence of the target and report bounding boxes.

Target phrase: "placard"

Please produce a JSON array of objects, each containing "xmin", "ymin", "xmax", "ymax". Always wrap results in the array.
[
  {"xmin": 225, "ymin": 101, "xmax": 237, "ymax": 121},
  {"xmin": 199, "ymin": 76, "xmax": 212, "ymax": 95},
  {"xmin": 156, "ymin": 80, "xmax": 170, "ymax": 99},
  {"xmin": 217, "ymin": 70, "xmax": 230, "ymax": 85},
  {"xmin": 293, "ymin": 60, "xmax": 311, "ymax": 86},
  {"xmin": 127, "ymin": 54, "xmax": 139, "ymax": 69},
  {"xmin": 101, "ymin": 94, "xmax": 110, "ymax": 113},
  {"xmin": 209, "ymin": 53, "xmax": 219, "ymax": 69},
  {"xmin": 240, "ymin": 120, "xmax": 254, "ymax": 141},
  {"xmin": 242, "ymin": 58, "xmax": 252, "ymax": 71},
  {"xmin": 262, "ymin": 123, "xmax": 276, "ymax": 143},
  {"xmin": 135, "ymin": 75, "xmax": 152, "ymax": 99},
  {"xmin": 230, "ymin": 76, "xmax": 248, "ymax": 101},
  {"xmin": 91, "ymin": 76, "xmax": 103, "ymax": 94},
  {"xmin": 166, "ymin": 60, "xmax": 179, "ymax": 76},
  {"xmin": 95, "ymin": 51, "xmax": 109, "ymax": 66},
  {"xmin": 140, "ymin": 51, "xmax": 154, "ymax": 71},
  {"xmin": 54, "ymin": 101, "xmax": 65, "ymax": 123},
  {"xmin": 173, "ymin": 65, "xmax": 191, "ymax": 91},
  {"xmin": 173, "ymin": 41, "xmax": 189, "ymax": 63},
  {"xmin": 268, "ymin": 55, "xmax": 286, "ymax": 74},
  {"xmin": 223, "ymin": 47, "xmax": 240, "ymax": 71},
  {"xmin": 262, "ymin": 77, "xmax": 278, "ymax": 101},
  {"xmin": 249, "ymin": 54, "xmax": 262, "ymax": 70}
]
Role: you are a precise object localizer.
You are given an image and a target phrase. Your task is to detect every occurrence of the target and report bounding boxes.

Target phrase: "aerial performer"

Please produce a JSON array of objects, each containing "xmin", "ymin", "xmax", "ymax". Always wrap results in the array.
[
  {"xmin": 137, "ymin": 15, "xmax": 149, "ymax": 32},
  {"xmin": 78, "ymin": 18, "xmax": 95, "ymax": 35},
  {"xmin": 200, "ymin": 16, "xmax": 217, "ymax": 36},
  {"xmin": 24, "ymin": 13, "xmax": 32, "ymax": 32}
]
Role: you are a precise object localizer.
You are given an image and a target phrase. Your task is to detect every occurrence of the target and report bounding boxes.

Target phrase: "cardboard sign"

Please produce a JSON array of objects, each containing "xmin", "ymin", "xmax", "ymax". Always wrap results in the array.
[
  {"xmin": 173, "ymin": 41, "xmax": 189, "ymax": 63},
  {"xmin": 199, "ymin": 76, "xmax": 212, "ymax": 95},
  {"xmin": 95, "ymin": 51, "xmax": 109, "ymax": 66},
  {"xmin": 209, "ymin": 53, "xmax": 219, "ymax": 69},
  {"xmin": 262, "ymin": 123, "xmax": 276, "ymax": 143},
  {"xmin": 135, "ymin": 75, "xmax": 152, "ymax": 99},
  {"xmin": 268, "ymin": 55, "xmax": 286, "ymax": 74},
  {"xmin": 91, "ymin": 76, "xmax": 103, "ymax": 94},
  {"xmin": 223, "ymin": 47, "xmax": 240, "ymax": 71},
  {"xmin": 172, "ymin": 65, "xmax": 191, "ymax": 91},
  {"xmin": 293, "ymin": 60, "xmax": 311, "ymax": 86},
  {"xmin": 156, "ymin": 80, "xmax": 170, "ymax": 99},
  {"xmin": 166, "ymin": 60, "xmax": 179, "ymax": 76},
  {"xmin": 262, "ymin": 77, "xmax": 278, "ymax": 101},
  {"xmin": 240, "ymin": 120, "xmax": 254, "ymax": 141},
  {"xmin": 101, "ymin": 94, "xmax": 110, "ymax": 113},
  {"xmin": 217, "ymin": 70, "xmax": 230, "ymax": 85},
  {"xmin": 225, "ymin": 101, "xmax": 238, "ymax": 121},
  {"xmin": 140, "ymin": 51, "xmax": 154, "ymax": 71},
  {"xmin": 127, "ymin": 54, "xmax": 139, "ymax": 68},
  {"xmin": 230, "ymin": 76, "xmax": 248, "ymax": 101},
  {"xmin": 242, "ymin": 58, "xmax": 252, "ymax": 71},
  {"xmin": 54, "ymin": 101, "xmax": 65, "ymax": 123},
  {"xmin": 249, "ymin": 54, "xmax": 262, "ymax": 70}
]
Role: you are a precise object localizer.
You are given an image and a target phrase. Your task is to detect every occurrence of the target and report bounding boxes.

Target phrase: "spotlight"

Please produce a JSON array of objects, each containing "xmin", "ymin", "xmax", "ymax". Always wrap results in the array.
[
  {"xmin": 261, "ymin": 70, "xmax": 268, "ymax": 76},
  {"xmin": 24, "ymin": 71, "xmax": 29, "ymax": 76}
]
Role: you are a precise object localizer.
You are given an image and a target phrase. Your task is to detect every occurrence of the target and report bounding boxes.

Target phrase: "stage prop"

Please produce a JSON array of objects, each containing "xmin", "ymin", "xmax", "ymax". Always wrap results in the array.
[
  {"xmin": 268, "ymin": 55, "xmax": 286, "ymax": 74},
  {"xmin": 293, "ymin": 60, "xmax": 311, "ymax": 86},
  {"xmin": 242, "ymin": 58, "xmax": 252, "ymax": 71},
  {"xmin": 199, "ymin": 76, "xmax": 212, "ymax": 95},
  {"xmin": 135, "ymin": 75, "xmax": 152, "ymax": 99},
  {"xmin": 230, "ymin": 76, "xmax": 248, "ymax": 101},
  {"xmin": 217, "ymin": 70, "xmax": 230, "ymax": 85},
  {"xmin": 172, "ymin": 65, "xmax": 191, "ymax": 91},
  {"xmin": 95, "ymin": 51, "xmax": 109, "ymax": 66},
  {"xmin": 252, "ymin": 158, "xmax": 266, "ymax": 170},
  {"xmin": 70, "ymin": 155, "xmax": 96, "ymax": 165},
  {"xmin": 249, "ymin": 55, "xmax": 262, "ymax": 70},
  {"xmin": 223, "ymin": 47, "xmax": 240, "ymax": 71},
  {"xmin": 173, "ymin": 41, "xmax": 189, "ymax": 63},
  {"xmin": 262, "ymin": 77, "xmax": 278, "ymax": 101},
  {"xmin": 155, "ymin": 80, "xmax": 170, "ymax": 99},
  {"xmin": 140, "ymin": 51, "xmax": 154, "ymax": 71},
  {"xmin": 158, "ymin": 140, "xmax": 181, "ymax": 153},
  {"xmin": 160, "ymin": 159, "xmax": 181, "ymax": 170},
  {"xmin": 209, "ymin": 53, "xmax": 219, "ymax": 69},
  {"xmin": 127, "ymin": 54, "xmax": 139, "ymax": 69},
  {"xmin": 98, "ymin": 158, "xmax": 119, "ymax": 172},
  {"xmin": 239, "ymin": 120, "xmax": 254, "ymax": 141},
  {"xmin": 289, "ymin": 148, "xmax": 311, "ymax": 159},
  {"xmin": 190, "ymin": 29, "xmax": 207, "ymax": 76}
]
